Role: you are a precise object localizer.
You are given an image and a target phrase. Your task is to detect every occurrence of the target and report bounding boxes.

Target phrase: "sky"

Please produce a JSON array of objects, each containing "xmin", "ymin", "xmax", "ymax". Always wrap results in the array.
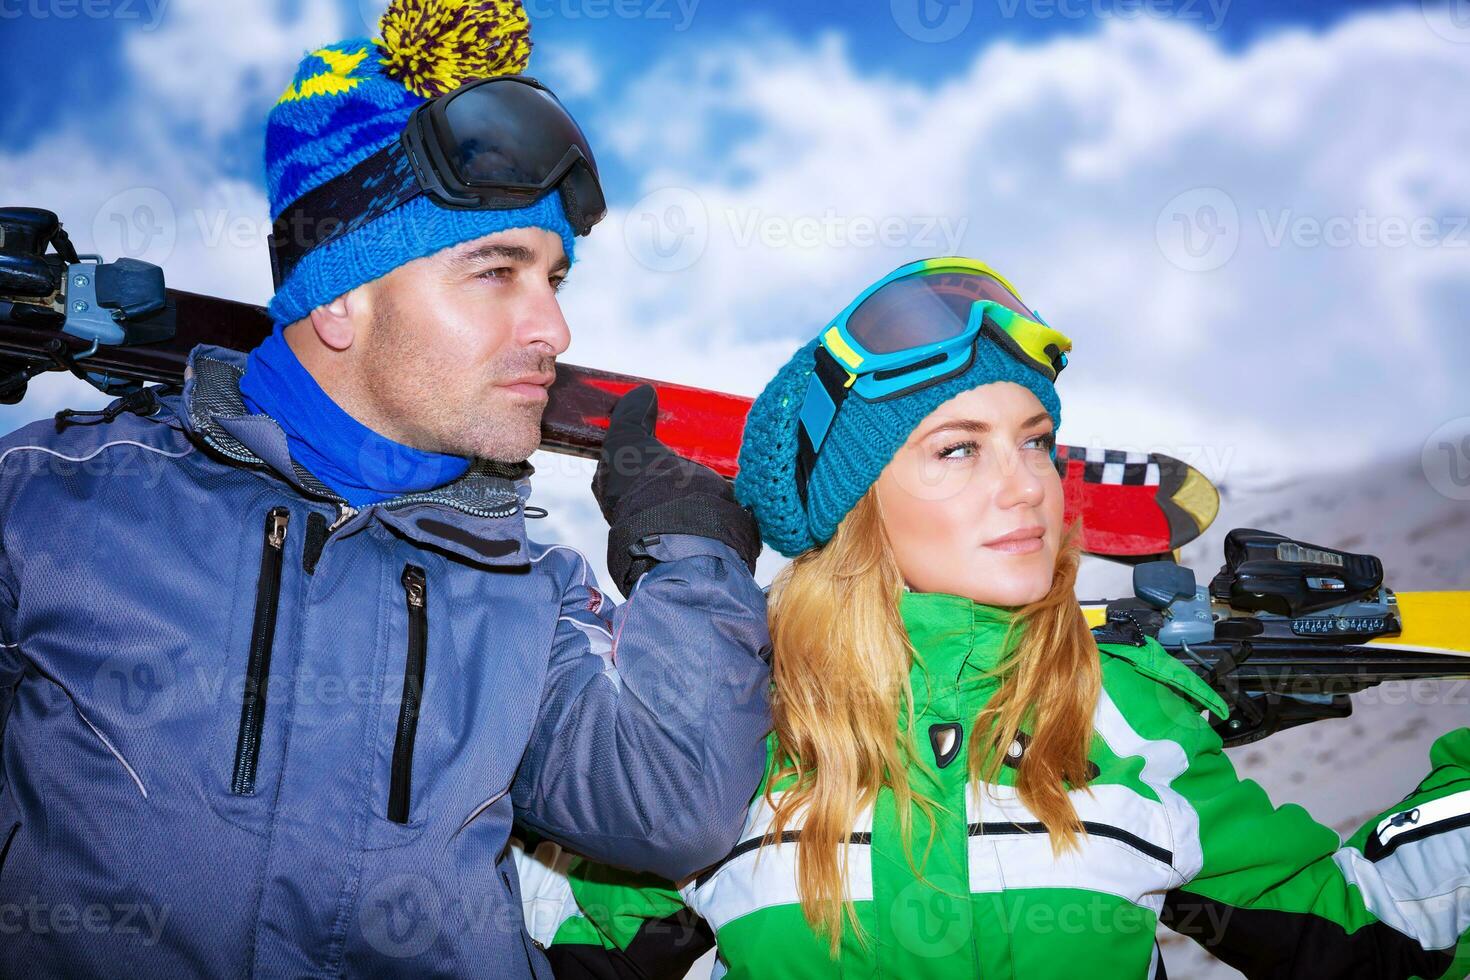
[{"xmin": 3, "ymin": 0, "xmax": 1468, "ymax": 590}]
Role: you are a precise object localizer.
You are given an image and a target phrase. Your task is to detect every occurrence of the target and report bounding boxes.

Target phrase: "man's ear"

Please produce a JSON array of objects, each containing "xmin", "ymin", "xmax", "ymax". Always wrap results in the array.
[{"xmin": 307, "ymin": 290, "xmax": 363, "ymax": 352}]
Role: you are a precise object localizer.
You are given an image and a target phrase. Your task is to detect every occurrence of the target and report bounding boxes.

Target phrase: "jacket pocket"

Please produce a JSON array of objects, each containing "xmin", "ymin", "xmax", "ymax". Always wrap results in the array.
[
  {"xmin": 231, "ymin": 506, "xmax": 290, "ymax": 795},
  {"xmin": 387, "ymin": 564, "xmax": 428, "ymax": 823}
]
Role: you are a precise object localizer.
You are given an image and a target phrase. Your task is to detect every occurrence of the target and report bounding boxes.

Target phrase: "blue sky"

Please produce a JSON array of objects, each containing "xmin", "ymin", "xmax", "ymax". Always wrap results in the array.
[
  {"xmin": 0, "ymin": 0, "xmax": 1416, "ymax": 199},
  {"xmin": 4, "ymin": 0, "xmax": 1468, "ymax": 590}
]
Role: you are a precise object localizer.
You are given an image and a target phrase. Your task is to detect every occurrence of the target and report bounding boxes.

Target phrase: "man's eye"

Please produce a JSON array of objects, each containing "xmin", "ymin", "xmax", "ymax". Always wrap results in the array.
[
  {"xmin": 550, "ymin": 275, "xmax": 568, "ymax": 293},
  {"xmin": 477, "ymin": 267, "xmax": 512, "ymax": 281},
  {"xmin": 938, "ymin": 441, "xmax": 978, "ymax": 460}
]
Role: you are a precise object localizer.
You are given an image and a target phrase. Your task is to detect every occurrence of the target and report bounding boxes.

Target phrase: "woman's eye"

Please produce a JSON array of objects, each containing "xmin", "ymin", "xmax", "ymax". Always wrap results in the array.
[
  {"xmin": 1025, "ymin": 432, "xmax": 1057, "ymax": 453},
  {"xmin": 938, "ymin": 441, "xmax": 978, "ymax": 460}
]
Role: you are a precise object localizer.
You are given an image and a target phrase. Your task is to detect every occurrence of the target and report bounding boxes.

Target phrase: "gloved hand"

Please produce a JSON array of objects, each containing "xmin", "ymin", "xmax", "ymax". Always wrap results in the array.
[{"xmin": 591, "ymin": 384, "xmax": 760, "ymax": 595}]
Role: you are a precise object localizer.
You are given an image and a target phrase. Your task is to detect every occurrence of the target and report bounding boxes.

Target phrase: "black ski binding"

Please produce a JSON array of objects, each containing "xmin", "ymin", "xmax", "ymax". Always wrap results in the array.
[
  {"xmin": 0, "ymin": 206, "xmax": 173, "ymax": 398},
  {"xmin": 1208, "ymin": 528, "xmax": 1399, "ymax": 643}
]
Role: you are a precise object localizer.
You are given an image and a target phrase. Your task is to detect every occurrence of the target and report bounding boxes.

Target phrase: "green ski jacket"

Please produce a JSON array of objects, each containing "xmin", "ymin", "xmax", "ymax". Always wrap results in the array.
[{"xmin": 516, "ymin": 591, "xmax": 1470, "ymax": 979}]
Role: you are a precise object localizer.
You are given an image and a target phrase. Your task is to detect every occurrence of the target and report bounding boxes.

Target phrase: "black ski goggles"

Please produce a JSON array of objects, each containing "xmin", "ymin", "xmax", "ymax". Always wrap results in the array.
[{"xmin": 268, "ymin": 75, "xmax": 606, "ymax": 288}]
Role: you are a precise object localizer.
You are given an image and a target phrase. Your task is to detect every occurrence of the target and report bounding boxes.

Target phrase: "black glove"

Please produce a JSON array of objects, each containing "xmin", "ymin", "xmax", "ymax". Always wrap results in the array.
[
  {"xmin": 0, "ymin": 355, "xmax": 32, "ymax": 405},
  {"xmin": 591, "ymin": 384, "xmax": 760, "ymax": 595}
]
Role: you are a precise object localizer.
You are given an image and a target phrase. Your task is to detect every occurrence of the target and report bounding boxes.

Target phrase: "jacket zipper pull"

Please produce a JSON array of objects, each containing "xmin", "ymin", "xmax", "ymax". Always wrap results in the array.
[
  {"xmin": 328, "ymin": 502, "xmax": 357, "ymax": 532},
  {"xmin": 388, "ymin": 565, "xmax": 429, "ymax": 824},
  {"xmin": 1369, "ymin": 787, "xmax": 1470, "ymax": 860},
  {"xmin": 267, "ymin": 509, "xmax": 288, "ymax": 550},
  {"xmin": 404, "ymin": 568, "xmax": 425, "ymax": 609}
]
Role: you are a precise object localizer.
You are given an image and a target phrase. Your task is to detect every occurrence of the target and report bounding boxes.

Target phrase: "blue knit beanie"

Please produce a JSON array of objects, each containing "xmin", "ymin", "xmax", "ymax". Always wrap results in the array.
[
  {"xmin": 263, "ymin": 0, "xmax": 576, "ymax": 326},
  {"xmin": 734, "ymin": 315, "xmax": 1063, "ymax": 559}
]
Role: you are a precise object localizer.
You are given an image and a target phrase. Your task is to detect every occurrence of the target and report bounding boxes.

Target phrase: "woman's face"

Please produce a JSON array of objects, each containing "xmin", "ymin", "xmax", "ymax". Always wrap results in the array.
[{"xmin": 873, "ymin": 381, "xmax": 1065, "ymax": 607}]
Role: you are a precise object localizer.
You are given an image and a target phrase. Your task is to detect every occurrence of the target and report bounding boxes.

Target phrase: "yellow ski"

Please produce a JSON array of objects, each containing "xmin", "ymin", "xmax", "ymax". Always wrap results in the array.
[{"xmin": 1083, "ymin": 591, "xmax": 1470, "ymax": 658}]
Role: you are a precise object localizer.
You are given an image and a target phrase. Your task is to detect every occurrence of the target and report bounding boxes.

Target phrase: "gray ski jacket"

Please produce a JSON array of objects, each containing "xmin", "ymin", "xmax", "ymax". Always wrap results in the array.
[{"xmin": 0, "ymin": 343, "xmax": 772, "ymax": 978}]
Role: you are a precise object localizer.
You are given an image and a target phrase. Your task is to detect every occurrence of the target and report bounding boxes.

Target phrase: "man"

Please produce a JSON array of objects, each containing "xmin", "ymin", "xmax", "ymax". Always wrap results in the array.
[{"xmin": 0, "ymin": 2, "xmax": 770, "ymax": 976}]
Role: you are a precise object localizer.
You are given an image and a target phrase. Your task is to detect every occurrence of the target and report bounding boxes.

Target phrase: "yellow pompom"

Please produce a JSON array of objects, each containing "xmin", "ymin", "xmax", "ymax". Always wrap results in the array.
[{"xmin": 377, "ymin": 0, "xmax": 532, "ymax": 99}]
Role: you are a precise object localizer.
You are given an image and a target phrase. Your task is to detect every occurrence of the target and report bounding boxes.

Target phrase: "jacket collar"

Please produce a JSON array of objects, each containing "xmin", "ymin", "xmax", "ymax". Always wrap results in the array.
[
  {"xmin": 900, "ymin": 591, "xmax": 1025, "ymax": 717},
  {"xmin": 179, "ymin": 343, "xmax": 537, "ymax": 568}
]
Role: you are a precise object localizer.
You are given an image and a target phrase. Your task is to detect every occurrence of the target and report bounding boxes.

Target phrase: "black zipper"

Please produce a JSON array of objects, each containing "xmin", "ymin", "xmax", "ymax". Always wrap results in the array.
[
  {"xmin": 0, "ymin": 822, "xmax": 18, "ymax": 879},
  {"xmin": 388, "ymin": 564, "xmax": 428, "ymax": 824},
  {"xmin": 231, "ymin": 507, "xmax": 290, "ymax": 795},
  {"xmin": 967, "ymin": 820, "xmax": 1174, "ymax": 866},
  {"xmin": 696, "ymin": 818, "xmax": 1172, "ymax": 888}
]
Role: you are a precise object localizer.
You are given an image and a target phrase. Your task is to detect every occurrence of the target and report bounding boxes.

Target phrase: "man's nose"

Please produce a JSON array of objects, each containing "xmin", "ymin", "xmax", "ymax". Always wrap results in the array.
[{"xmin": 519, "ymin": 286, "xmax": 572, "ymax": 357}]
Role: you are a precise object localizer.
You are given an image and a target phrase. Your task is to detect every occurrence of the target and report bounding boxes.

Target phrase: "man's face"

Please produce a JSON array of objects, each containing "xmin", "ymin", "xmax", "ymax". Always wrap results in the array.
[{"xmin": 353, "ymin": 225, "xmax": 572, "ymax": 462}]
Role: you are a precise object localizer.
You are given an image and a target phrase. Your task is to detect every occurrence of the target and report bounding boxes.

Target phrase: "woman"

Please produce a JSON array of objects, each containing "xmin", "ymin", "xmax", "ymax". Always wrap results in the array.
[{"xmin": 516, "ymin": 258, "xmax": 1470, "ymax": 979}]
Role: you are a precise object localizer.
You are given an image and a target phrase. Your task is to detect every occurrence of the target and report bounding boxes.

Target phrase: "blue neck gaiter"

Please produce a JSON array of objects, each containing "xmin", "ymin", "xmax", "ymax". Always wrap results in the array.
[{"xmin": 238, "ymin": 325, "xmax": 471, "ymax": 507}]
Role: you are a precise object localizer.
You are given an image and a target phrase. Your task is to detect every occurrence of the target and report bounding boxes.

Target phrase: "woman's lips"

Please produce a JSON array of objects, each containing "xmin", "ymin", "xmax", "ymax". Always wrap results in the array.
[
  {"xmin": 983, "ymin": 526, "xmax": 1045, "ymax": 554},
  {"xmin": 985, "ymin": 536, "xmax": 1044, "ymax": 555}
]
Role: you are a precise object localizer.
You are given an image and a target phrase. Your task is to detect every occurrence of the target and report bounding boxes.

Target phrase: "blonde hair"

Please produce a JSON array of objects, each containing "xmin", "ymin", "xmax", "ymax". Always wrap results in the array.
[{"xmin": 765, "ymin": 489, "xmax": 1099, "ymax": 954}]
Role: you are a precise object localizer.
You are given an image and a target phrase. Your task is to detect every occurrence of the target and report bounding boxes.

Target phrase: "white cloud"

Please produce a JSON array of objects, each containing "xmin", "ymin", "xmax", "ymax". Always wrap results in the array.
[
  {"xmin": 536, "ymin": 44, "xmax": 602, "ymax": 99},
  {"xmin": 560, "ymin": 9, "xmax": 1470, "ymax": 492},
  {"xmin": 122, "ymin": 0, "xmax": 346, "ymax": 150}
]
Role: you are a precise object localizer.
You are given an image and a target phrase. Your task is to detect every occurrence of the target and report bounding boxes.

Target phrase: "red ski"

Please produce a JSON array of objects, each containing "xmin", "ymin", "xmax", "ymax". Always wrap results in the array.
[
  {"xmin": 0, "ymin": 283, "xmax": 1218, "ymax": 559},
  {"xmin": 544, "ymin": 364, "xmax": 1218, "ymax": 558}
]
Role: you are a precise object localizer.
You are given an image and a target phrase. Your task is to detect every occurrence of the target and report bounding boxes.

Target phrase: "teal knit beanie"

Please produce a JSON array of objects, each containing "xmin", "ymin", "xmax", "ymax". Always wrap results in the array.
[
  {"xmin": 734, "ymin": 322, "xmax": 1063, "ymax": 559},
  {"xmin": 263, "ymin": 0, "xmax": 577, "ymax": 326}
]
